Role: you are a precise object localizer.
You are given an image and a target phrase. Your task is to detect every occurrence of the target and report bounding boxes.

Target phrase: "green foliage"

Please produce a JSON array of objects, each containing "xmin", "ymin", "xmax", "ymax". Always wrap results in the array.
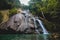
[
  {"xmin": 8, "ymin": 0, "xmax": 21, "ymax": 8},
  {"xmin": 0, "ymin": 0, "xmax": 21, "ymax": 10},
  {"xmin": 40, "ymin": 17, "xmax": 59, "ymax": 33},
  {"xmin": 29, "ymin": 0, "xmax": 60, "ymax": 32},
  {"xmin": 29, "ymin": 0, "xmax": 57, "ymax": 14},
  {"xmin": 21, "ymin": 5, "xmax": 29, "ymax": 10},
  {"xmin": 0, "ymin": 0, "xmax": 9, "ymax": 10},
  {"xmin": 9, "ymin": 8, "xmax": 17, "ymax": 17}
]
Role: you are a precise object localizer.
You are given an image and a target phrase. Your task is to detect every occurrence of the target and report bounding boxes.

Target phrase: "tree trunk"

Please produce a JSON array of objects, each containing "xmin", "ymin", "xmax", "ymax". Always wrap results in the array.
[{"xmin": 41, "ymin": 11, "xmax": 45, "ymax": 19}]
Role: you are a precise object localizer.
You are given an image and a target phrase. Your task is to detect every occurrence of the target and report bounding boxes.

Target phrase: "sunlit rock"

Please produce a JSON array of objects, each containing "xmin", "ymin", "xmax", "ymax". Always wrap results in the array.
[{"xmin": 0, "ymin": 12, "xmax": 36, "ymax": 33}]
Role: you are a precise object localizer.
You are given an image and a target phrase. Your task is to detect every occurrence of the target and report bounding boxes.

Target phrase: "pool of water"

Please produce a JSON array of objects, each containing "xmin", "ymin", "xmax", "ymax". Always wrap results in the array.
[{"xmin": 0, "ymin": 34, "xmax": 60, "ymax": 40}]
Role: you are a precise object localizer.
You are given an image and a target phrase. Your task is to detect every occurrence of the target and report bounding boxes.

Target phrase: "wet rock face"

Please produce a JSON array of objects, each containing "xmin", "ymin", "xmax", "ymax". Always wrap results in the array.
[{"xmin": 0, "ymin": 13, "xmax": 36, "ymax": 33}]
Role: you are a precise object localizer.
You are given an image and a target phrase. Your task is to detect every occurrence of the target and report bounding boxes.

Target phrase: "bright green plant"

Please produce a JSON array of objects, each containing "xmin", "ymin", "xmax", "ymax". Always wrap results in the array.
[{"xmin": 9, "ymin": 8, "xmax": 17, "ymax": 17}]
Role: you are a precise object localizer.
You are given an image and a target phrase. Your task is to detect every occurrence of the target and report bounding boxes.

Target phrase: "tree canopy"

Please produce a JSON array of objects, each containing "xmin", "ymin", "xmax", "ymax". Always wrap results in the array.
[
  {"xmin": 0, "ymin": 0, "xmax": 21, "ymax": 10},
  {"xmin": 29, "ymin": 0, "xmax": 60, "ymax": 32}
]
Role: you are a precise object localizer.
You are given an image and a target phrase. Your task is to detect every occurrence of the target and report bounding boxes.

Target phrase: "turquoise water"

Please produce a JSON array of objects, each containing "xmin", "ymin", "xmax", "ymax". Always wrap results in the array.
[{"xmin": 0, "ymin": 34, "xmax": 49, "ymax": 40}]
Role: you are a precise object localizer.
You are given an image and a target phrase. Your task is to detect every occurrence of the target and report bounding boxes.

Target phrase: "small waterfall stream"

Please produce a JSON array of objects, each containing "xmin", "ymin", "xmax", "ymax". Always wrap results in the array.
[
  {"xmin": 32, "ymin": 17, "xmax": 40, "ymax": 34},
  {"xmin": 36, "ymin": 19, "xmax": 49, "ymax": 34},
  {"xmin": 32, "ymin": 17, "xmax": 49, "ymax": 40}
]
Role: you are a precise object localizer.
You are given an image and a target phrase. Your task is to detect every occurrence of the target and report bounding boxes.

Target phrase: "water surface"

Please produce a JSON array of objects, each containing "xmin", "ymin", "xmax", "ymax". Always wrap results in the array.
[{"xmin": 0, "ymin": 34, "xmax": 50, "ymax": 40}]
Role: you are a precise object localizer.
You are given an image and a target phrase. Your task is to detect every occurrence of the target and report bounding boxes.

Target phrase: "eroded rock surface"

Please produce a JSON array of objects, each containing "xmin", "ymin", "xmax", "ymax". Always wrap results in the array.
[{"xmin": 0, "ymin": 12, "xmax": 37, "ymax": 33}]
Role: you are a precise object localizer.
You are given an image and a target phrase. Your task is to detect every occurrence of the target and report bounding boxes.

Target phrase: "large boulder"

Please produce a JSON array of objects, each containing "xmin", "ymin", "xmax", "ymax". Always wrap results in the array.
[{"xmin": 0, "ymin": 13, "xmax": 36, "ymax": 33}]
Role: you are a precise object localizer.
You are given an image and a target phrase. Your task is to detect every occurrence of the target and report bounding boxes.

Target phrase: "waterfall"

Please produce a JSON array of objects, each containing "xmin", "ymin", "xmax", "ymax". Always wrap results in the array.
[
  {"xmin": 21, "ymin": 10, "xmax": 49, "ymax": 34},
  {"xmin": 32, "ymin": 17, "xmax": 40, "ymax": 34},
  {"xmin": 36, "ymin": 19, "xmax": 49, "ymax": 34}
]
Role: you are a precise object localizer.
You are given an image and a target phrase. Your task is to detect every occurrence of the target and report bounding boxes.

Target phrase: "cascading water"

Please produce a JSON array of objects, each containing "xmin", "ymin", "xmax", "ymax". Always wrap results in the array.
[
  {"xmin": 21, "ymin": 10, "xmax": 49, "ymax": 34},
  {"xmin": 32, "ymin": 17, "xmax": 40, "ymax": 34},
  {"xmin": 0, "ymin": 10, "xmax": 49, "ymax": 40},
  {"xmin": 35, "ymin": 18, "xmax": 49, "ymax": 40},
  {"xmin": 22, "ymin": 11, "xmax": 28, "ymax": 29},
  {"xmin": 36, "ymin": 19, "xmax": 49, "ymax": 34}
]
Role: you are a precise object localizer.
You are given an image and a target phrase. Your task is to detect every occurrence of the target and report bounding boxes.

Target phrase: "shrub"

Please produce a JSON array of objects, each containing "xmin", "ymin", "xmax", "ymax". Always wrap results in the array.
[{"xmin": 9, "ymin": 8, "xmax": 17, "ymax": 17}]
